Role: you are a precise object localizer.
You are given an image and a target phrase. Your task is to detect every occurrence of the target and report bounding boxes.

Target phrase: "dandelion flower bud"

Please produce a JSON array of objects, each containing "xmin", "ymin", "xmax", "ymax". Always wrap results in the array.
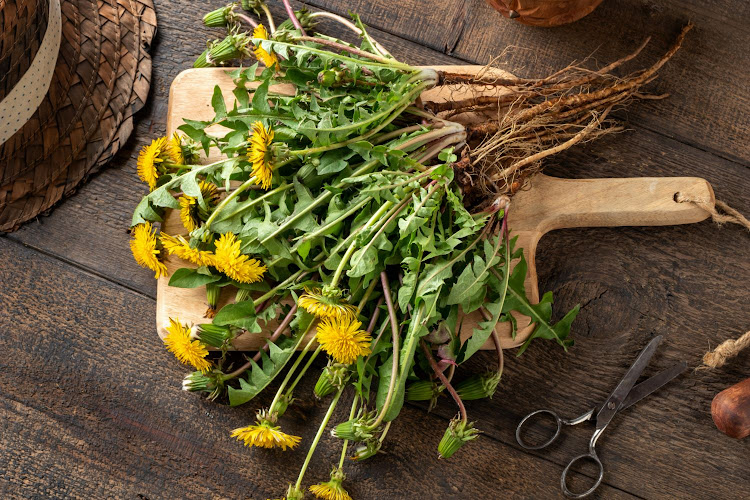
[
  {"xmin": 406, "ymin": 380, "xmax": 443, "ymax": 401},
  {"xmin": 182, "ymin": 371, "xmax": 213, "ymax": 392},
  {"xmin": 314, "ymin": 370, "xmax": 335, "ymax": 398},
  {"xmin": 182, "ymin": 371, "xmax": 224, "ymax": 400},
  {"xmin": 455, "ymin": 371, "xmax": 502, "ymax": 401},
  {"xmin": 332, "ymin": 412, "xmax": 376, "ymax": 442},
  {"xmin": 203, "ymin": 3, "xmax": 237, "ymax": 28},
  {"xmin": 194, "ymin": 33, "xmax": 251, "ymax": 68},
  {"xmin": 314, "ymin": 363, "xmax": 349, "ymax": 398},
  {"xmin": 195, "ymin": 323, "xmax": 235, "ymax": 349},
  {"xmin": 351, "ymin": 438, "xmax": 382, "ymax": 461},
  {"xmin": 285, "ymin": 484, "xmax": 304, "ymax": 500},
  {"xmin": 437, "ymin": 418, "xmax": 480, "ymax": 459}
]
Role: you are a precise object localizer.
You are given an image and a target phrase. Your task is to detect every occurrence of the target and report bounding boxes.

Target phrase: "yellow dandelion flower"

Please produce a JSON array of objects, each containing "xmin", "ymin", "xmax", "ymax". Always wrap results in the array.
[
  {"xmin": 298, "ymin": 288, "xmax": 357, "ymax": 320},
  {"xmin": 178, "ymin": 181, "xmax": 219, "ymax": 232},
  {"xmin": 137, "ymin": 137, "xmax": 181, "ymax": 191},
  {"xmin": 213, "ymin": 232, "xmax": 267, "ymax": 283},
  {"xmin": 168, "ymin": 132, "xmax": 185, "ymax": 165},
  {"xmin": 309, "ymin": 469, "xmax": 351, "ymax": 500},
  {"xmin": 253, "ymin": 24, "xmax": 278, "ymax": 68},
  {"xmin": 309, "ymin": 482, "xmax": 352, "ymax": 500},
  {"xmin": 248, "ymin": 121, "xmax": 274, "ymax": 190},
  {"xmin": 160, "ymin": 233, "xmax": 215, "ymax": 267},
  {"xmin": 130, "ymin": 222, "xmax": 168, "ymax": 279},
  {"xmin": 164, "ymin": 318, "xmax": 212, "ymax": 373},
  {"xmin": 316, "ymin": 317, "xmax": 372, "ymax": 365},
  {"xmin": 136, "ymin": 138, "xmax": 166, "ymax": 191},
  {"xmin": 231, "ymin": 420, "xmax": 301, "ymax": 451},
  {"xmin": 178, "ymin": 196, "xmax": 199, "ymax": 232}
]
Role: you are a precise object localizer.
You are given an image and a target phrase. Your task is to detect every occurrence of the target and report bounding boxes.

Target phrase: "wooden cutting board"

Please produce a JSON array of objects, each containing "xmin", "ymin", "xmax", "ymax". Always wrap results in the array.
[{"xmin": 157, "ymin": 67, "xmax": 714, "ymax": 350}]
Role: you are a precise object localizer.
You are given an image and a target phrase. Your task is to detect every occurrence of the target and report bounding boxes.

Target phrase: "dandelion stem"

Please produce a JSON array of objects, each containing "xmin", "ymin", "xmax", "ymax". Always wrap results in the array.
[
  {"xmin": 221, "ymin": 304, "xmax": 301, "ymax": 381},
  {"xmin": 366, "ymin": 273, "xmax": 400, "ymax": 430},
  {"xmin": 252, "ymin": 304, "xmax": 298, "ymax": 362},
  {"xmin": 308, "ymin": 12, "xmax": 391, "ymax": 57},
  {"xmin": 420, "ymin": 339, "xmax": 467, "ymax": 424},
  {"xmin": 269, "ymin": 330, "xmax": 317, "ymax": 414},
  {"xmin": 339, "ymin": 394, "xmax": 360, "ymax": 468},
  {"xmin": 209, "ymin": 182, "xmax": 291, "ymax": 227},
  {"xmin": 295, "ymin": 36, "xmax": 392, "ymax": 64},
  {"xmin": 378, "ymin": 420, "xmax": 392, "ymax": 443},
  {"xmin": 373, "ymin": 123, "xmax": 434, "ymax": 145},
  {"xmin": 285, "ymin": 346, "xmax": 322, "ymax": 398},
  {"xmin": 236, "ymin": 12, "xmax": 258, "ymax": 28},
  {"xmin": 205, "ymin": 175, "xmax": 257, "ymax": 229},
  {"xmin": 295, "ymin": 387, "xmax": 343, "ymax": 490},
  {"xmin": 260, "ymin": 3, "xmax": 276, "ymax": 33},
  {"xmin": 252, "ymin": 269, "xmax": 308, "ymax": 306},
  {"xmin": 356, "ymin": 278, "xmax": 380, "ymax": 313},
  {"xmin": 281, "ymin": 0, "xmax": 303, "ymax": 34},
  {"xmin": 261, "ymin": 39, "xmax": 414, "ymax": 71}
]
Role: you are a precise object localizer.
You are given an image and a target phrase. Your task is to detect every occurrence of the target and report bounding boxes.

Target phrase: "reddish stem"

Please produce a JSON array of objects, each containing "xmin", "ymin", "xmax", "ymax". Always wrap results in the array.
[
  {"xmin": 366, "ymin": 297, "xmax": 384, "ymax": 334},
  {"xmin": 282, "ymin": 0, "xmax": 306, "ymax": 35},
  {"xmin": 296, "ymin": 36, "xmax": 392, "ymax": 64},
  {"xmin": 252, "ymin": 304, "xmax": 298, "ymax": 362},
  {"xmin": 420, "ymin": 340, "xmax": 467, "ymax": 424}
]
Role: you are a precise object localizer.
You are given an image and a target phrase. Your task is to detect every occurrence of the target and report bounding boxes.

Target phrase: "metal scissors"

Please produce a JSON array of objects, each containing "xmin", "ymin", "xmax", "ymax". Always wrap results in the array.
[{"xmin": 515, "ymin": 335, "xmax": 687, "ymax": 498}]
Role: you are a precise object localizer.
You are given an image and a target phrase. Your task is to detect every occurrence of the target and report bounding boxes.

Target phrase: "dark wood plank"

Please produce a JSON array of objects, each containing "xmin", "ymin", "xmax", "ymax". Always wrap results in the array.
[
  {"xmin": 308, "ymin": 0, "xmax": 750, "ymax": 164},
  {"xmin": 2, "ymin": 1, "xmax": 749, "ymax": 498},
  {"xmin": 0, "ymin": 237, "xmax": 637, "ymax": 499}
]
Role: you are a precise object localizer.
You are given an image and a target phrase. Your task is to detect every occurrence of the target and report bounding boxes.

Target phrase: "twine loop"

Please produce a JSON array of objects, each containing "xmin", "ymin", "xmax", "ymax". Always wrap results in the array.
[
  {"xmin": 700, "ymin": 331, "xmax": 750, "ymax": 369},
  {"xmin": 674, "ymin": 193, "xmax": 750, "ymax": 231}
]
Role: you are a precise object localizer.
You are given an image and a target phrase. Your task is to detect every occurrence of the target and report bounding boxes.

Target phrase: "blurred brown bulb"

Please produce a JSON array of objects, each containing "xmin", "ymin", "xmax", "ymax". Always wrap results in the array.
[{"xmin": 485, "ymin": 0, "xmax": 603, "ymax": 27}]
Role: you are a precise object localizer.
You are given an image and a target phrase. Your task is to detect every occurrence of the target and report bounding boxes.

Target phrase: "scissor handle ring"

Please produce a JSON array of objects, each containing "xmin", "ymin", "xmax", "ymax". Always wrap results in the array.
[
  {"xmin": 515, "ymin": 409, "xmax": 562, "ymax": 450},
  {"xmin": 561, "ymin": 452, "xmax": 604, "ymax": 499}
]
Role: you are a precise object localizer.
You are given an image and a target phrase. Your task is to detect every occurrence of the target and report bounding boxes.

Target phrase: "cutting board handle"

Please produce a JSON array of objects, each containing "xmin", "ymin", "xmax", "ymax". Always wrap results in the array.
[{"xmin": 509, "ymin": 175, "xmax": 714, "ymax": 232}]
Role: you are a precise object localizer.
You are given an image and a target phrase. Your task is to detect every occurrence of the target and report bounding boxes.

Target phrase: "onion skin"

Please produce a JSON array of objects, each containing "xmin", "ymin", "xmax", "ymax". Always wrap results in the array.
[{"xmin": 485, "ymin": 0, "xmax": 604, "ymax": 27}]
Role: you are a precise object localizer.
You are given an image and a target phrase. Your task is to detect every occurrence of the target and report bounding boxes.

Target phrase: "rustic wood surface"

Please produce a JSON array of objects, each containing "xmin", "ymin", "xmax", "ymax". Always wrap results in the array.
[{"xmin": 1, "ymin": 0, "xmax": 749, "ymax": 498}]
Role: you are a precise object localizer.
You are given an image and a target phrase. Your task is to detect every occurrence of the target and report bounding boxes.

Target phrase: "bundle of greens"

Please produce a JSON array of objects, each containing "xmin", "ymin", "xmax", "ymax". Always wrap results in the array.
[{"xmin": 129, "ymin": 2, "xmax": 688, "ymax": 498}]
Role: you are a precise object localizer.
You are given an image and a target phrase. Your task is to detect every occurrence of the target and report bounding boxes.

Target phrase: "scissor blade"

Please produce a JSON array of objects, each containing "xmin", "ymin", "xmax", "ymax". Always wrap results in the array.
[
  {"xmin": 595, "ymin": 335, "xmax": 663, "ymax": 429},
  {"xmin": 619, "ymin": 361, "xmax": 687, "ymax": 412}
]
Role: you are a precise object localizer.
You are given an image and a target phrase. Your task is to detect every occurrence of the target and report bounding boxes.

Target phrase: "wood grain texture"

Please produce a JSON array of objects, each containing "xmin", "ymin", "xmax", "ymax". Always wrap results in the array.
[
  {"xmin": 0, "ymin": 0, "xmax": 749, "ymax": 498},
  {"xmin": 0, "ymin": 237, "xmax": 636, "ymax": 500}
]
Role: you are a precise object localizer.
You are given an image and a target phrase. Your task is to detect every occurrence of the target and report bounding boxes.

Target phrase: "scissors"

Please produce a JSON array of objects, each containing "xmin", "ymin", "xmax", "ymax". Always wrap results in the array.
[{"xmin": 515, "ymin": 335, "xmax": 687, "ymax": 498}]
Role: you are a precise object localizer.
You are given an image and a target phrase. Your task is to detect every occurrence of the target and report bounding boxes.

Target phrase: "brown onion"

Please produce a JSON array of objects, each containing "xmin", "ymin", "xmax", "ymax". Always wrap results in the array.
[{"xmin": 485, "ymin": 0, "xmax": 603, "ymax": 27}]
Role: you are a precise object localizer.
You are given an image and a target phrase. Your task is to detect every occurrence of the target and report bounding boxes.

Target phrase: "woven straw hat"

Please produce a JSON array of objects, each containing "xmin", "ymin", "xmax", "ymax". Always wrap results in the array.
[{"xmin": 0, "ymin": 0, "xmax": 156, "ymax": 231}]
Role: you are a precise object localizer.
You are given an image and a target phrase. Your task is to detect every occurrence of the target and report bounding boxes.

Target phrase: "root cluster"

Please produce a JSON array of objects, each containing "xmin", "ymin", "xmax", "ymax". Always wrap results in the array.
[{"xmin": 423, "ymin": 24, "xmax": 692, "ymax": 208}]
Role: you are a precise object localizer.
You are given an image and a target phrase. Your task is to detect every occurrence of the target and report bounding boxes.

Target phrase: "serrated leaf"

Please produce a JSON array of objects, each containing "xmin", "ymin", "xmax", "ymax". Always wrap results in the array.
[
  {"xmin": 227, "ymin": 331, "xmax": 307, "ymax": 406},
  {"xmin": 347, "ymin": 245, "xmax": 379, "ymax": 278},
  {"xmin": 251, "ymin": 78, "xmax": 271, "ymax": 114},
  {"xmin": 446, "ymin": 254, "xmax": 489, "ymax": 311},
  {"xmin": 211, "ymin": 85, "xmax": 227, "ymax": 120},
  {"xmin": 504, "ymin": 253, "xmax": 580, "ymax": 355}
]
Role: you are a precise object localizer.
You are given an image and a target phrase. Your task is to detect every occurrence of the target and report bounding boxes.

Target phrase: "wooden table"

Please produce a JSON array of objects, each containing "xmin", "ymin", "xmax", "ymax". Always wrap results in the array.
[{"xmin": 1, "ymin": 1, "xmax": 748, "ymax": 498}]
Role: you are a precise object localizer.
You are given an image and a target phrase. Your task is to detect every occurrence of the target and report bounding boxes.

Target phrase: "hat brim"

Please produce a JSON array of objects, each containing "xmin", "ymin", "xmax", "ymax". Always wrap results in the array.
[{"xmin": 0, "ymin": 0, "xmax": 156, "ymax": 232}]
